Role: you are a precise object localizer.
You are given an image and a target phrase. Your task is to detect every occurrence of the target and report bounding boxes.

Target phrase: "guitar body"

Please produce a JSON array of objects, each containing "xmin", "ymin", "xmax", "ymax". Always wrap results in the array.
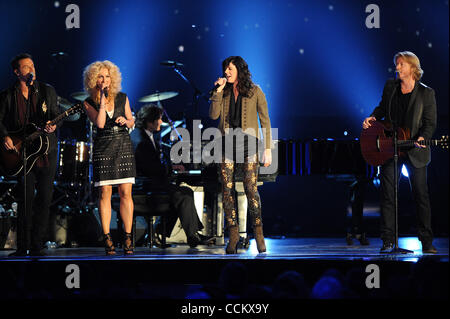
[
  {"xmin": 360, "ymin": 121, "xmax": 410, "ymax": 166},
  {"xmin": 0, "ymin": 124, "xmax": 50, "ymax": 176},
  {"xmin": 0, "ymin": 102, "xmax": 82, "ymax": 177}
]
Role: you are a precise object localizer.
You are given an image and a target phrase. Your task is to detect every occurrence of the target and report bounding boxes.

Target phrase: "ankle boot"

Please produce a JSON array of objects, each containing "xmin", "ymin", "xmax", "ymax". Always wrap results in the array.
[
  {"xmin": 253, "ymin": 225, "xmax": 266, "ymax": 253},
  {"xmin": 226, "ymin": 226, "xmax": 240, "ymax": 254}
]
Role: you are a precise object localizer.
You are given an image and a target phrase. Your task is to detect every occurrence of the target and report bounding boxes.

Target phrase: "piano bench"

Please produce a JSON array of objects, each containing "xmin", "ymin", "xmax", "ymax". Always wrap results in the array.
[{"xmin": 132, "ymin": 192, "xmax": 171, "ymax": 248}]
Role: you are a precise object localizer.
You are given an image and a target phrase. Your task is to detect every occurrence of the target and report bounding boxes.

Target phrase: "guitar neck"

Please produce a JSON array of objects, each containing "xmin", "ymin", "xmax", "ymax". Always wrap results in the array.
[
  {"xmin": 398, "ymin": 139, "xmax": 441, "ymax": 147},
  {"xmin": 48, "ymin": 110, "xmax": 69, "ymax": 127},
  {"xmin": 26, "ymin": 105, "xmax": 80, "ymax": 141}
]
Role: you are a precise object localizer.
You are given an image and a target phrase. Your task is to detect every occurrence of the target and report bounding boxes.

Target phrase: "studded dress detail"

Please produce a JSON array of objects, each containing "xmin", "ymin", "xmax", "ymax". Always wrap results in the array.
[{"xmin": 86, "ymin": 92, "xmax": 136, "ymax": 187}]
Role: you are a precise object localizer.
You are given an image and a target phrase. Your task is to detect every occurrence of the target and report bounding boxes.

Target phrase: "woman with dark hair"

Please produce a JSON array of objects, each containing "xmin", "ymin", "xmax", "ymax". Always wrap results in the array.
[
  {"xmin": 209, "ymin": 56, "xmax": 273, "ymax": 254},
  {"xmin": 83, "ymin": 60, "xmax": 136, "ymax": 255}
]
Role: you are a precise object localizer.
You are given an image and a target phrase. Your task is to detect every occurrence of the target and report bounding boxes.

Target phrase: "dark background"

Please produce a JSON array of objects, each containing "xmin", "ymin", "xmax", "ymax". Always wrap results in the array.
[{"xmin": 0, "ymin": 0, "xmax": 448, "ymax": 237}]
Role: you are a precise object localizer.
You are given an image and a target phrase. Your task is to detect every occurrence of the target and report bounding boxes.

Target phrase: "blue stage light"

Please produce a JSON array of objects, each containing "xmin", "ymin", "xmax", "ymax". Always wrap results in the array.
[{"xmin": 401, "ymin": 164, "xmax": 409, "ymax": 178}]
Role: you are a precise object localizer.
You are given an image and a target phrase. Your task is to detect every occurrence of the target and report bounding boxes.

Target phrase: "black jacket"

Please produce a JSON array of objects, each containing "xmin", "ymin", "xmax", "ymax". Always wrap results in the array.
[
  {"xmin": 371, "ymin": 79, "xmax": 437, "ymax": 168},
  {"xmin": 131, "ymin": 128, "xmax": 170, "ymax": 187},
  {"xmin": 0, "ymin": 80, "xmax": 61, "ymax": 153}
]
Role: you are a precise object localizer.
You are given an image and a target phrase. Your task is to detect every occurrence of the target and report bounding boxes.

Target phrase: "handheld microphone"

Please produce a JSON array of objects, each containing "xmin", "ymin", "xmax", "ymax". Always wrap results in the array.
[
  {"xmin": 26, "ymin": 73, "xmax": 34, "ymax": 87},
  {"xmin": 209, "ymin": 76, "xmax": 226, "ymax": 96},
  {"xmin": 104, "ymin": 87, "xmax": 108, "ymax": 98},
  {"xmin": 160, "ymin": 60, "xmax": 184, "ymax": 67}
]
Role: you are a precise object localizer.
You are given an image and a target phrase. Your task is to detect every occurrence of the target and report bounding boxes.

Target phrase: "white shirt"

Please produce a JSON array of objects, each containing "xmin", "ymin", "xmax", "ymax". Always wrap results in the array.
[{"xmin": 144, "ymin": 129, "xmax": 157, "ymax": 150}]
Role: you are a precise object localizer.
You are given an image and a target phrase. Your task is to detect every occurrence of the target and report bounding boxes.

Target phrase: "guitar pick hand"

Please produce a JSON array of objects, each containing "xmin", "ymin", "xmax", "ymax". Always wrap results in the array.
[{"xmin": 44, "ymin": 121, "xmax": 56, "ymax": 133}]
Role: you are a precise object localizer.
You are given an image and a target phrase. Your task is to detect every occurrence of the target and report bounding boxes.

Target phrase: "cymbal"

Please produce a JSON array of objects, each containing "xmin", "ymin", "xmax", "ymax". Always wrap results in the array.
[
  {"xmin": 57, "ymin": 96, "xmax": 72, "ymax": 109},
  {"xmin": 71, "ymin": 91, "xmax": 90, "ymax": 102},
  {"xmin": 139, "ymin": 91, "xmax": 179, "ymax": 103},
  {"xmin": 57, "ymin": 96, "xmax": 80, "ymax": 121}
]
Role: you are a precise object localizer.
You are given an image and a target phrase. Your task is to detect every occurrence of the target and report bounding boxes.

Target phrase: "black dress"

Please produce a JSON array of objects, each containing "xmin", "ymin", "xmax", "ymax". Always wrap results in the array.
[{"xmin": 86, "ymin": 92, "xmax": 136, "ymax": 186}]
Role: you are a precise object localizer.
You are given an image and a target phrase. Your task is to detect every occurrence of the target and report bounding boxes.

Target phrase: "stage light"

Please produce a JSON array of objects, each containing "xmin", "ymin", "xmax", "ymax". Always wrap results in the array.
[
  {"xmin": 399, "ymin": 237, "xmax": 421, "ymax": 252},
  {"xmin": 343, "ymin": 131, "xmax": 348, "ymax": 136},
  {"xmin": 401, "ymin": 164, "xmax": 409, "ymax": 178},
  {"xmin": 372, "ymin": 177, "xmax": 380, "ymax": 187}
]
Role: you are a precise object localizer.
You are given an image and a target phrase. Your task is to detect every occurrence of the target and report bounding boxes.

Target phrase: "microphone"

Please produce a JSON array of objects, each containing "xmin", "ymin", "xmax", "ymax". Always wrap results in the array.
[
  {"xmin": 160, "ymin": 60, "xmax": 184, "ymax": 67},
  {"xmin": 209, "ymin": 76, "xmax": 227, "ymax": 96},
  {"xmin": 26, "ymin": 73, "xmax": 34, "ymax": 87},
  {"xmin": 103, "ymin": 87, "xmax": 108, "ymax": 98}
]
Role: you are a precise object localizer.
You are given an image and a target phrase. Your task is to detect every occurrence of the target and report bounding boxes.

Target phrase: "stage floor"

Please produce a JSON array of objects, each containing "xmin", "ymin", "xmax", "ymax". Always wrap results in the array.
[{"xmin": 0, "ymin": 237, "xmax": 448, "ymax": 261}]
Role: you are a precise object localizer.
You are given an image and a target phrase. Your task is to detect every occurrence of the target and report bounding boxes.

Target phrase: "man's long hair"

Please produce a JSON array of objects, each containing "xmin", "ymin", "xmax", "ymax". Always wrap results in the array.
[
  {"xmin": 136, "ymin": 104, "xmax": 163, "ymax": 129},
  {"xmin": 394, "ymin": 51, "xmax": 424, "ymax": 81}
]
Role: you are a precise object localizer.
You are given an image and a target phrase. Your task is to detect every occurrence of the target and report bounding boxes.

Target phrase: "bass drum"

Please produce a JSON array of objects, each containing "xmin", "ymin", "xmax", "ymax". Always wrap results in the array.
[{"xmin": 56, "ymin": 140, "xmax": 90, "ymax": 186}]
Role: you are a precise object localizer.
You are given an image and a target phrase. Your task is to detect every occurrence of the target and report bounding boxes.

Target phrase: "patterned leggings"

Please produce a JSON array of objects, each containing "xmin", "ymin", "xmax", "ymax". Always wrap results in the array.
[{"xmin": 220, "ymin": 154, "xmax": 262, "ymax": 229}]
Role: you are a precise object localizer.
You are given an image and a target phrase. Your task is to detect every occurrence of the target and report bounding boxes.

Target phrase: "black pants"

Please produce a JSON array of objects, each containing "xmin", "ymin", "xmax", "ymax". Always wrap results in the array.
[
  {"xmin": 155, "ymin": 184, "xmax": 203, "ymax": 238},
  {"xmin": 349, "ymin": 177, "xmax": 369, "ymax": 234},
  {"xmin": 16, "ymin": 151, "xmax": 57, "ymax": 251},
  {"xmin": 379, "ymin": 158, "xmax": 433, "ymax": 243}
]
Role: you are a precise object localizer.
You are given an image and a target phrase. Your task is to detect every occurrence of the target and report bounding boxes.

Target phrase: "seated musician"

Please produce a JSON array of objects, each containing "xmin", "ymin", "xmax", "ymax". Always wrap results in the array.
[{"xmin": 131, "ymin": 104, "xmax": 214, "ymax": 247}]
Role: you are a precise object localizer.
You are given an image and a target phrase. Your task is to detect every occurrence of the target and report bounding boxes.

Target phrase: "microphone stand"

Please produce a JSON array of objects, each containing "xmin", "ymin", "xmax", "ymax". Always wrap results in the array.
[
  {"xmin": 21, "ymin": 81, "xmax": 32, "ymax": 253},
  {"xmin": 387, "ymin": 83, "xmax": 413, "ymax": 254},
  {"xmin": 169, "ymin": 65, "xmax": 207, "ymax": 119},
  {"xmin": 157, "ymin": 100, "xmax": 183, "ymax": 142}
]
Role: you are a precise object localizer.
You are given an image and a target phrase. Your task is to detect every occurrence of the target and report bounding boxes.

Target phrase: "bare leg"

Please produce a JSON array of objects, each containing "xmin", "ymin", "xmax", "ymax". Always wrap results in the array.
[
  {"xmin": 98, "ymin": 185, "xmax": 113, "ymax": 234},
  {"xmin": 118, "ymin": 183, "xmax": 134, "ymax": 233}
]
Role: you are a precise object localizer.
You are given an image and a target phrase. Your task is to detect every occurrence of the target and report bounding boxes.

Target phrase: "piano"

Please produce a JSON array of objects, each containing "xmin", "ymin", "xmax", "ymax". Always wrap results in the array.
[
  {"xmin": 144, "ymin": 139, "xmax": 375, "ymax": 244},
  {"xmin": 277, "ymin": 138, "xmax": 377, "ymax": 180}
]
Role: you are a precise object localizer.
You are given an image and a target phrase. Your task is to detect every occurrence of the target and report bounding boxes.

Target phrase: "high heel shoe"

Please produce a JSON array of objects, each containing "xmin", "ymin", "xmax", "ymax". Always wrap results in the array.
[
  {"xmin": 123, "ymin": 232, "xmax": 134, "ymax": 255},
  {"xmin": 355, "ymin": 233, "xmax": 370, "ymax": 246},
  {"xmin": 104, "ymin": 233, "xmax": 116, "ymax": 256},
  {"xmin": 226, "ymin": 226, "xmax": 239, "ymax": 254},
  {"xmin": 253, "ymin": 225, "xmax": 266, "ymax": 253}
]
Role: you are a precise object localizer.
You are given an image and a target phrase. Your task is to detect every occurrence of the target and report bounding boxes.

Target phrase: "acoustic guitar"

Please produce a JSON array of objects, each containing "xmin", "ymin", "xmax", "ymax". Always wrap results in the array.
[
  {"xmin": 360, "ymin": 120, "xmax": 448, "ymax": 166},
  {"xmin": 0, "ymin": 103, "xmax": 82, "ymax": 176}
]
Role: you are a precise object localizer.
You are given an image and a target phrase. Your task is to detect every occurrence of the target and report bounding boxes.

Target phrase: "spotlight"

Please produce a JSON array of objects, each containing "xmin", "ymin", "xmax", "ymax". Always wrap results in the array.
[{"xmin": 401, "ymin": 164, "xmax": 409, "ymax": 178}]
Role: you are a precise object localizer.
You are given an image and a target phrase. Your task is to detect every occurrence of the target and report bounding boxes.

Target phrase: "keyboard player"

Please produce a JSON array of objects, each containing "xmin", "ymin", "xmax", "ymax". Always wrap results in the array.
[{"xmin": 131, "ymin": 104, "xmax": 214, "ymax": 247}]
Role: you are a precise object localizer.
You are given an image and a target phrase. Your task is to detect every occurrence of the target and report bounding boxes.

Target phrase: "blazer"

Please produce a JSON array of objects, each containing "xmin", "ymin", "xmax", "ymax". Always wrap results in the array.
[
  {"xmin": 370, "ymin": 79, "xmax": 437, "ymax": 168},
  {"xmin": 209, "ymin": 85, "xmax": 273, "ymax": 149},
  {"xmin": 132, "ymin": 128, "xmax": 169, "ymax": 186},
  {"xmin": 0, "ymin": 80, "xmax": 60, "ymax": 153}
]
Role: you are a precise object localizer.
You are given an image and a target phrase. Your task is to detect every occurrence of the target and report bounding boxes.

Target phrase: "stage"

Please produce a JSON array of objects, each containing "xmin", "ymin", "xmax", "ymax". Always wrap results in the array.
[{"xmin": 0, "ymin": 237, "xmax": 448, "ymax": 300}]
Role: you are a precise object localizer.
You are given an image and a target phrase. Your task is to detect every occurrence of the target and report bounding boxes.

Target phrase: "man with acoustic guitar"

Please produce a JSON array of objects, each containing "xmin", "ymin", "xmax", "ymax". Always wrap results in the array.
[
  {"xmin": 362, "ymin": 51, "xmax": 437, "ymax": 254},
  {"xmin": 0, "ymin": 53, "xmax": 61, "ymax": 256}
]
